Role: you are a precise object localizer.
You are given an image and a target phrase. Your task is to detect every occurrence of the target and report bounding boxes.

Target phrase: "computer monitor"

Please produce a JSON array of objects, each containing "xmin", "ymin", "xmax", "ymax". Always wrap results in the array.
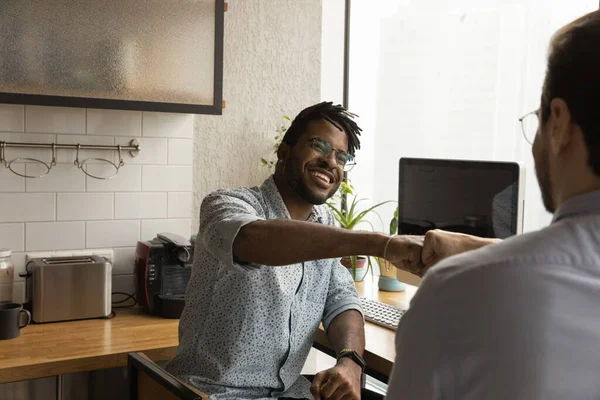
[{"xmin": 395, "ymin": 157, "xmax": 525, "ymax": 285}]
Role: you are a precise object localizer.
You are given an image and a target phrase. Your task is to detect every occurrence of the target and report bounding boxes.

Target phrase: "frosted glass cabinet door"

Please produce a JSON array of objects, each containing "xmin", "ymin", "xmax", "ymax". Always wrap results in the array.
[{"xmin": 0, "ymin": 0, "xmax": 224, "ymax": 114}]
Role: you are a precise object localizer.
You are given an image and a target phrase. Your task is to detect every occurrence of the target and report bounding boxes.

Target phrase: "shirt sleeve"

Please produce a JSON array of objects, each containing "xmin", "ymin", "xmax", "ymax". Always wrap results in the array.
[
  {"xmin": 321, "ymin": 260, "xmax": 364, "ymax": 332},
  {"xmin": 199, "ymin": 191, "xmax": 265, "ymax": 272},
  {"xmin": 386, "ymin": 271, "xmax": 441, "ymax": 399}
]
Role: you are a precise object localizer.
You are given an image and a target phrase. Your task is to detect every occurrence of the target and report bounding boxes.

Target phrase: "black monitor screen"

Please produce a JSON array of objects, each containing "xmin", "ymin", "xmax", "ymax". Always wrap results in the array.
[{"xmin": 398, "ymin": 158, "xmax": 521, "ymax": 239}]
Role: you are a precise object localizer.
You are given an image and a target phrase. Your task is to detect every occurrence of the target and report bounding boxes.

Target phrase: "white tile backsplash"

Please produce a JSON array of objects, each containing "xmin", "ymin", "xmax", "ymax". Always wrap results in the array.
[
  {"xmin": 142, "ymin": 112, "xmax": 193, "ymax": 138},
  {"xmin": 142, "ymin": 166, "xmax": 192, "ymax": 192},
  {"xmin": 0, "ymin": 193, "xmax": 55, "ymax": 222},
  {"xmin": 56, "ymin": 135, "xmax": 115, "ymax": 164},
  {"xmin": 112, "ymin": 275, "xmax": 135, "ymax": 296},
  {"xmin": 86, "ymin": 165, "xmax": 142, "ymax": 192},
  {"xmin": 115, "ymin": 192, "xmax": 166, "ymax": 219},
  {"xmin": 11, "ymin": 282, "xmax": 26, "ymax": 304},
  {"xmin": 25, "ymin": 105, "xmax": 86, "ymax": 134},
  {"xmin": 115, "ymin": 137, "xmax": 167, "ymax": 165},
  {"xmin": 168, "ymin": 139, "xmax": 193, "ymax": 165},
  {"xmin": 168, "ymin": 192, "xmax": 193, "ymax": 218},
  {"xmin": 26, "ymin": 221, "xmax": 86, "ymax": 251},
  {"xmin": 57, "ymin": 193, "xmax": 114, "ymax": 221},
  {"xmin": 26, "ymin": 164, "xmax": 85, "ymax": 192},
  {"xmin": 113, "ymin": 247, "xmax": 136, "ymax": 275},
  {"xmin": 0, "ymin": 104, "xmax": 193, "ymax": 280},
  {"xmin": 0, "ymin": 223, "xmax": 25, "ymax": 252},
  {"xmin": 0, "ymin": 104, "xmax": 24, "ymax": 132},
  {"xmin": 86, "ymin": 220, "xmax": 140, "ymax": 248},
  {"xmin": 141, "ymin": 219, "xmax": 192, "ymax": 241},
  {"xmin": 87, "ymin": 109, "xmax": 142, "ymax": 137},
  {"xmin": 0, "ymin": 165, "xmax": 25, "ymax": 192}
]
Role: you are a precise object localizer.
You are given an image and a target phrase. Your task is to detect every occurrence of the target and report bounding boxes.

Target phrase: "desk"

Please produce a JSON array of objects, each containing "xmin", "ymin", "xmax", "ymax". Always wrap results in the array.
[
  {"xmin": 0, "ymin": 277, "xmax": 415, "ymax": 385},
  {"xmin": 314, "ymin": 275, "xmax": 417, "ymax": 383}
]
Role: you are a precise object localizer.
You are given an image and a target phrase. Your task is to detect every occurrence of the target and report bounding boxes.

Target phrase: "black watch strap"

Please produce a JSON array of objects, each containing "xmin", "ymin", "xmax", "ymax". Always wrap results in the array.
[{"xmin": 336, "ymin": 349, "xmax": 366, "ymax": 372}]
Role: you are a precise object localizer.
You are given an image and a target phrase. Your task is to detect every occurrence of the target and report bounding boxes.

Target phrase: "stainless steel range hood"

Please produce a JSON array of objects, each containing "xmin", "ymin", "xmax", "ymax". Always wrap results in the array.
[{"xmin": 0, "ymin": 0, "xmax": 224, "ymax": 114}]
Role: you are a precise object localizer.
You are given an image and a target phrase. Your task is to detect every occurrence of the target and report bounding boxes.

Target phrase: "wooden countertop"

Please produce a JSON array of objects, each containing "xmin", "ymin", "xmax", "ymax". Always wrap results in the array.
[
  {"xmin": 0, "ymin": 308, "xmax": 179, "ymax": 384},
  {"xmin": 0, "ymin": 276, "xmax": 415, "ymax": 384}
]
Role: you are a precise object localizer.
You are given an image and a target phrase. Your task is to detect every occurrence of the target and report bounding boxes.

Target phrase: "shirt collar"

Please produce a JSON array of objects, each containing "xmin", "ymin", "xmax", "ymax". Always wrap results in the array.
[
  {"xmin": 261, "ymin": 175, "xmax": 324, "ymax": 223},
  {"xmin": 552, "ymin": 189, "xmax": 600, "ymax": 223}
]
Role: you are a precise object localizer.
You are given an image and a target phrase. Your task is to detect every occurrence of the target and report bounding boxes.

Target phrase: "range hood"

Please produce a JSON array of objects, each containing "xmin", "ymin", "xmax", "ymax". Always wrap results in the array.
[{"xmin": 0, "ymin": 0, "xmax": 224, "ymax": 115}]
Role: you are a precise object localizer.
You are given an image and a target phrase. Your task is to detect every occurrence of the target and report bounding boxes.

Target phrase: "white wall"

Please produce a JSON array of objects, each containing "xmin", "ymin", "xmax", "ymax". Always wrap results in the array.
[
  {"xmin": 335, "ymin": 0, "xmax": 598, "ymax": 234},
  {"xmin": 192, "ymin": 0, "xmax": 323, "ymax": 233},
  {"xmin": 0, "ymin": 104, "xmax": 194, "ymax": 303}
]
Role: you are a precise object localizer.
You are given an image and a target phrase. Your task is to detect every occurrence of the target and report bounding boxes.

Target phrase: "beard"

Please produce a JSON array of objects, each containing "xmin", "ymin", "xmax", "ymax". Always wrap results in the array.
[
  {"xmin": 284, "ymin": 155, "xmax": 340, "ymax": 205},
  {"xmin": 535, "ymin": 148, "xmax": 555, "ymax": 213}
]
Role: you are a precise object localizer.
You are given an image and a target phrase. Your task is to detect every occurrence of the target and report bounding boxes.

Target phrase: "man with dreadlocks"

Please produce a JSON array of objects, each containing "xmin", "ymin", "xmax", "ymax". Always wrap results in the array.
[{"xmin": 166, "ymin": 102, "xmax": 422, "ymax": 400}]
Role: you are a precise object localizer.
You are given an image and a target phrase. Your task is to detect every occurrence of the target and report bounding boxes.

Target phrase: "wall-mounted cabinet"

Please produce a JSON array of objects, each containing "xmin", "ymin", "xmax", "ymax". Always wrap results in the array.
[{"xmin": 0, "ymin": 0, "xmax": 224, "ymax": 114}]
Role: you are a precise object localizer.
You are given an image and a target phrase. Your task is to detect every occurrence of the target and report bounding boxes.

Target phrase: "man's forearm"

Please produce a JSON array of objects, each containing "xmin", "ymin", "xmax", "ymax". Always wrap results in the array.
[
  {"xmin": 233, "ymin": 220, "xmax": 388, "ymax": 266},
  {"xmin": 326, "ymin": 309, "xmax": 365, "ymax": 357}
]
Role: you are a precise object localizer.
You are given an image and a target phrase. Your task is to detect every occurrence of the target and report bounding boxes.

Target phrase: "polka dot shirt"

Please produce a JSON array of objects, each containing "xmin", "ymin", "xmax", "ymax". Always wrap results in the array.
[{"xmin": 166, "ymin": 176, "xmax": 363, "ymax": 399}]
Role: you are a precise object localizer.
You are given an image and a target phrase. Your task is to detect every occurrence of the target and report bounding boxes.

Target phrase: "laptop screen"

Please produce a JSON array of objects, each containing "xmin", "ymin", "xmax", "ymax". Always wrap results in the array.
[{"xmin": 398, "ymin": 158, "xmax": 521, "ymax": 239}]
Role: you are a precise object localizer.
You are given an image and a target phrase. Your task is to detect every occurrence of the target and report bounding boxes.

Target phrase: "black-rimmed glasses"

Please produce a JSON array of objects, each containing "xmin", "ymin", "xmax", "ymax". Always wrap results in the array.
[
  {"xmin": 519, "ymin": 109, "xmax": 540, "ymax": 145},
  {"xmin": 306, "ymin": 138, "xmax": 356, "ymax": 172}
]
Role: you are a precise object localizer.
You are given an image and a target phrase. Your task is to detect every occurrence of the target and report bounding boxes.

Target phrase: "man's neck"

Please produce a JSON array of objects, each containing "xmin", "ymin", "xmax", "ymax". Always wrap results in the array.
[{"xmin": 273, "ymin": 172, "xmax": 314, "ymax": 221}]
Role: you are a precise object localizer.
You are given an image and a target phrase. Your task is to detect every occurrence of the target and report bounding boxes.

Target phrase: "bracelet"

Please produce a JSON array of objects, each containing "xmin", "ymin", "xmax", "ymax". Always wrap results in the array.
[{"xmin": 382, "ymin": 235, "xmax": 397, "ymax": 272}]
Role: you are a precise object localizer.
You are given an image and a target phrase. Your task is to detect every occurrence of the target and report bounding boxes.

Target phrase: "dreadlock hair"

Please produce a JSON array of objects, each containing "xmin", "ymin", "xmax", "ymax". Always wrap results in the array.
[{"xmin": 282, "ymin": 102, "xmax": 362, "ymax": 156}]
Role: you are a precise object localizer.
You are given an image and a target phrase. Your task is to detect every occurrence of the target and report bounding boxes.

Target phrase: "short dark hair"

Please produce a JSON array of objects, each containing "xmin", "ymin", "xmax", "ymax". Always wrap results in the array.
[
  {"xmin": 282, "ymin": 102, "xmax": 362, "ymax": 156},
  {"xmin": 542, "ymin": 10, "xmax": 600, "ymax": 176}
]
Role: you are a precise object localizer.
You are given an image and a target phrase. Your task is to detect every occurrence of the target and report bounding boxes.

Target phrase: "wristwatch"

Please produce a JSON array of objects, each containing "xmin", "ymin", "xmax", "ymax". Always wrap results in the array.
[{"xmin": 336, "ymin": 349, "xmax": 366, "ymax": 372}]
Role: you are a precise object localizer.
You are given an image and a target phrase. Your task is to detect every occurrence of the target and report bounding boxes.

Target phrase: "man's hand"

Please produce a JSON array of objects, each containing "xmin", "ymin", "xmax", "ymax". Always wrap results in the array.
[
  {"xmin": 384, "ymin": 235, "xmax": 426, "ymax": 276},
  {"xmin": 422, "ymin": 229, "xmax": 502, "ymax": 268},
  {"xmin": 310, "ymin": 358, "xmax": 362, "ymax": 400}
]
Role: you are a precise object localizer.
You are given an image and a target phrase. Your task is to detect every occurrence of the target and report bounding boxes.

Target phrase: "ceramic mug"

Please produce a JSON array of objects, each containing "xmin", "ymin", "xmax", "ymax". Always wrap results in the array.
[{"xmin": 0, "ymin": 303, "xmax": 31, "ymax": 340}]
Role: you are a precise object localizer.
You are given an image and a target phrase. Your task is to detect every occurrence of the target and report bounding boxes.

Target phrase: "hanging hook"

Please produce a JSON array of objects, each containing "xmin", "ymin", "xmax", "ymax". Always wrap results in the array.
[
  {"xmin": 0, "ymin": 142, "xmax": 6, "ymax": 168},
  {"xmin": 74, "ymin": 144, "xmax": 82, "ymax": 168}
]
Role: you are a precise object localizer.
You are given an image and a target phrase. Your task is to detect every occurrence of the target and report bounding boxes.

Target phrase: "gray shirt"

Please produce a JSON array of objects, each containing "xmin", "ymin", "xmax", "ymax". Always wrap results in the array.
[
  {"xmin": 387, "ymin": 189, "xmax": 600, "ymax": 400},
  {"xmin": 166, "ymin": 176, "xmax": 362, "ymax": 400}
]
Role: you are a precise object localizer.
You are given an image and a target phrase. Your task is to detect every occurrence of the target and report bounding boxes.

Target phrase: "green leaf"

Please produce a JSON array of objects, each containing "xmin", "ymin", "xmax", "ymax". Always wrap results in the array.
[
  {"xmin": 260, "ymin": 158, "xmax": 268, "ymax": 165},
  {"xmin": 283, "ymin": 115, "xmax": 291, "ymax": 120}
]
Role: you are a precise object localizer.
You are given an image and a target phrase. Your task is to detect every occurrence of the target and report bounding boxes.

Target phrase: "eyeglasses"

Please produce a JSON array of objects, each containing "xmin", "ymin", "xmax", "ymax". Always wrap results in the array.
[
  {"xmin": 306, "ymin": 138, "xmax": 356, "ymax": 172},
  {"xmin": 518, "ymin": 109, "xmax": 540, "ymax": 145}
]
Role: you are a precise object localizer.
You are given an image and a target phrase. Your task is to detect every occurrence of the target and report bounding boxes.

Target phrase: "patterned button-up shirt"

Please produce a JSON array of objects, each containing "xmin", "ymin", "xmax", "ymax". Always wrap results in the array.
[{"xmin": 166, "ymin": 176, "xmax": 362, "ymax": 399}]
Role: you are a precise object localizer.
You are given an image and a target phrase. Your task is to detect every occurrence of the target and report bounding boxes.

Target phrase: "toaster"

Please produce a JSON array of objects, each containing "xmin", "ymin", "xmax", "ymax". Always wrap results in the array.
[{"xmin": 24, "ymin": 255, "xmax": 112, "ymax": 323}]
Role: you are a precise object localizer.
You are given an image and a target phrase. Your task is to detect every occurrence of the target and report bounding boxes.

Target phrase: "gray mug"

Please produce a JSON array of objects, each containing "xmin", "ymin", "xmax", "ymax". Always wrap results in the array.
[{"xmin": 0, "ymin": 303, "xmax": 31, "ymax": 340}]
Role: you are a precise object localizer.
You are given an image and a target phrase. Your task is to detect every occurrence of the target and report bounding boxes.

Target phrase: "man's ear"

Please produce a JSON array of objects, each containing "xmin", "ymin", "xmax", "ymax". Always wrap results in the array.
[
  {"xmin": 549, "ymin": 98, "xmax": 573, "ymax": 155},
  {"xmin": 277, "ymin": 142, "xmax": 292, "ymax": 163}
]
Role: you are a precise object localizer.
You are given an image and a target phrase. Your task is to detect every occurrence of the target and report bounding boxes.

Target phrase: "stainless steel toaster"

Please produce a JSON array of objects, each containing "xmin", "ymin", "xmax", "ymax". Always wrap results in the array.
[{"xmin": 25, "ymin": 255, "xmax": 112, "ymax": 323}]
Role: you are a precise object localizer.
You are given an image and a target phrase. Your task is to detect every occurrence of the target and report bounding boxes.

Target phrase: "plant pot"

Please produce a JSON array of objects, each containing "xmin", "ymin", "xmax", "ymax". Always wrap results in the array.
[
  {"xmin": 377, "ymin": 258, "xmax": 406, "ymax": 292},
  {"xmin": 340, "ymin": 256, "xmax": 368, "ymax": 281}
]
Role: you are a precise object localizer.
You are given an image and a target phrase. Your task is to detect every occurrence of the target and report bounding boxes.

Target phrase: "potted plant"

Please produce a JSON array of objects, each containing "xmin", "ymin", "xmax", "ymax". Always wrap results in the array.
[
  {"xmin": 260, "ymin": 115, "xmax": 290, "ymax": 171},
  {"xmin": 326, "ymin": 181, "xmax": 393, "ymax": 281},
  {"xmin": 377, "ymin": 207, "xmax": 407, "ymax": 292}
]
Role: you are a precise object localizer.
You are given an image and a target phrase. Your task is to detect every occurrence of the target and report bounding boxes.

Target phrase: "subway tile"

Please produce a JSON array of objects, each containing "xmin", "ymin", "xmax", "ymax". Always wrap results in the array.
[
  {"xmin": 86, "ymin": 165, "xmax": 142, "ymax": 192},
  {"xmin": 25, "ymin": 105, "xmax": 85, "ymax": 134},
  {"xmin": 115, "ymin": 137, "xmax": 167, "ymax": 165},
  {"xmin": 141, "ymin": 219, "xmax": 191, "ymax": 241},
  {"xmin": 57, "ymin": 193, "xmax": 113, "ymax": 221},
  {"xmin": 25, "ymin": 163, "xmax": 85, "ymax": 192},
  {"xmin": 0, "ymin": 104, "xmax": 24, "ymax": 132},
  {"xmin": 168, "ymin": 192, "xmax": 193, "ymax": 218},
  {"xmin": 0, "ymin": 223, "xmax": 25, "ymax": 252},
  {"xmin": 86, "ymin": 220, "xmax": 140, "ymax": 249},
  {"xmin": 56, "ymin": 135, "xmax": 115, "ymax": 164},
  {"xmin": 112, "ymin": 247, "xmax": 136, "ymax": 275},
  {"xmin": 87, "ymin": 109, "xmax": 142, "ymax": 136},
  {"xmin": 112, "ymin": 274, "xmax": 135, "ymax": 297},
  {"xmin": 11, "ymin": 252, "xmax": 26, "ymax": 282},
  {"xmin": 0, "ymin": 132, "xmax": 57, "ymax": 163},
  {"xmin": 0, "ymin": 164, "xmax": 25, "ymax": 192},
  {"xmin": 25, "ymin": 221, "xmax": 85, "ymax": 251},
  {"xmin": 142, "ymin": 112, "xmax": 193, "ymax": 138},
  {"xmin": 142, "ymin": 166, "xmax": 192, "ymax": 192},
  {"xmin": 0, "ymin": 193, "xmax": 55, "ymax": 222},
  {"xmin": 168, "ymin": 139, "xmax": 193, "ymax": 165},
  {"xmin": 11, "ymin": 282, "xmax": 26, "ymax": 304},
  {"xmin": 115, "ymin": 192, "xmax": 166, "ymax": 219}
]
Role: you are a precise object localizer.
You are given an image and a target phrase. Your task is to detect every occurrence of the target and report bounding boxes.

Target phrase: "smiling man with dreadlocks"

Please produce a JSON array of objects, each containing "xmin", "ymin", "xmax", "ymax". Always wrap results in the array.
[{"xmin": 166, "ymin": 102, "xmax": 422, "ymax": 400}]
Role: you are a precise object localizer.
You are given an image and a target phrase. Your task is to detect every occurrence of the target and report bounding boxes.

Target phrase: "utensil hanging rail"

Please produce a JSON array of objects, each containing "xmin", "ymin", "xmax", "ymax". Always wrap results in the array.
[{"xmin": 0, "ymin": 141, "xmax": 140, "ymax": 154}]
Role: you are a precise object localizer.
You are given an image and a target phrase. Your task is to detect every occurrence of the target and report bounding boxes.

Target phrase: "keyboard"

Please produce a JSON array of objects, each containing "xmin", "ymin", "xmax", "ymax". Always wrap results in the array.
[{"xmin": 360, "ymin": 297, "xmax": 406, "ymax": 331}]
